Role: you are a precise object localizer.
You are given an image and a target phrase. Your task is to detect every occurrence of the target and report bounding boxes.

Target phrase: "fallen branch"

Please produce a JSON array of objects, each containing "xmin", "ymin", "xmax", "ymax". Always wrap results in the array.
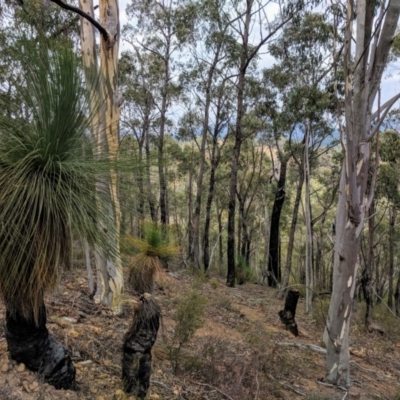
[
  {"xmin": 277, "ymin": 342, "xmax": 327, "ymax": 355},
  {"xmin": 189, "ymin": 381, "xmax": 235, "ymax": 400},
  {"xmin": 282, "ymin": 383, "xmax": 305, "ymax": 397}
]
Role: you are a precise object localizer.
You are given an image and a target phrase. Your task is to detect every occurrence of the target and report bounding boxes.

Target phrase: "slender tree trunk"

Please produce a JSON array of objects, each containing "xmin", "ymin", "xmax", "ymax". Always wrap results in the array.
[
  {"xmin": 361, "ymin": 200, "xmax": 374, "ymax": 326},
  {"xmin": 263, "ymin": 194, "xmax": 270, "ymax": 269},
  {"xmin": 268, "ymin": 157, "xmax": 288, "ymax": 287},
  {"xmin": 315, "ymin": 214, "xmax": 326, "ymax": 289},
  {"xmin": 191, "ymin": 49, "xmax": 221, "ymax": 267},
  {"xmin": 227, "ymin": 76, "xmax": 244, "ymax": 286},
  {"xmin": 5, "ymin": 301, "xmax": 76, "ymax": 390},
  {"xmin": 187, "ymin": 165, "xmax": 194, "ymax": 261},
  {"xmin": 203, "ymin": 138, "xmax": 219, "ymax": 272},
  {"xmin": 226, "ymin": 0, "xmax": 253, "ymax": 287},
  {"xmin": 278, "ymin": 170, "xmax": 304, "ymax": 298},
  {"xmin": 304, "ymin": 127, "xmax": 313, "ymax": 315},
  {"xmin": 324, "ymin": 149, "xmax": 368, "ymax": 386},
  {"xmin": 158, "ymin": 50, "xmax": 170, "ymax": 225},
  {"xmin": 226, "ymin": 126, "xmax": 244, "ymax": 287},
  {"xmin": 84, "ymin": 238, "xmax": 95, "ymax": 296},
  {"xmin": 145, "ymin": 125, "xmax": 156, "ymax": 222},
  {"xmin": 137, "ymin": 146, "xmax": 145, "ymax": 221},
  {"xmin": 388, "ymin": 207, "xmax": 396, "ymax": 309},
  {"xmin": 218, "ymin": 205, "xmax": 223, "ymax": 265}
]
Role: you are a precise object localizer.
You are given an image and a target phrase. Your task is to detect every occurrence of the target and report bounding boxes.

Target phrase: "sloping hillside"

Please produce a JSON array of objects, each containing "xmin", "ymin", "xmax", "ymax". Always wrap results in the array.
[{"xmin": 1, "ymin": 268, "xmax": 400, "ymax": 400}]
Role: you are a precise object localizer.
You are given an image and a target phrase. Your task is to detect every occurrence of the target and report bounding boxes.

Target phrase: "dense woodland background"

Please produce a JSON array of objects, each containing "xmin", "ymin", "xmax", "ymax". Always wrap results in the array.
[{"xmin": 2, "ymin": 0, "xmax": 400, "ymax": 396}]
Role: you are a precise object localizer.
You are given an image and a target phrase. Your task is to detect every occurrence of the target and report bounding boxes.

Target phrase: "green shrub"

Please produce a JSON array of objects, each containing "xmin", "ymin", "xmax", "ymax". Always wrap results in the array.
[
  {"xmin": 236, "ymin": 256, "xmax": 255, "ymax": 285},
  {"xmin": 169, "ymin": 290, "xmax": 207, "ymax": 372}
]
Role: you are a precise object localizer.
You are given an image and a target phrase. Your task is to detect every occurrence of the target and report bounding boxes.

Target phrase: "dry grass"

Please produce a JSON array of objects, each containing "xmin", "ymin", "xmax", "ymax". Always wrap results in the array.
[{"xmin": 1, "ymin": 267, "xmax": 400, "ymax": 399}]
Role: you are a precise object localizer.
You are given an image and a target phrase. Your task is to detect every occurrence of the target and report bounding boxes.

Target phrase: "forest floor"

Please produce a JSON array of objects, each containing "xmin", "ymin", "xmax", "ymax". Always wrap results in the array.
[{"xmin": 1, "ymin": 265, "xmax": 400, "ymax": 400}]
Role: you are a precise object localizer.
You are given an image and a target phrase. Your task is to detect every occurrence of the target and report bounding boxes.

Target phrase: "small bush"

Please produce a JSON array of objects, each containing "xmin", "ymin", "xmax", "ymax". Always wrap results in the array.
[
  {"xmin": 236, "ymin": 256, "xmax": 255, "ymax": 285},
  {"xmin": 169, "ymin": 290, "xmax": 207, "ymax": 372},
  {"xmin": 209, "ymin": 278, "xmax": 219, "ymax": 289},
  {"xmin": 313, "ymin": 297, "xmax": 330, "ymax": 330},
  {"xmin": 215, "ymin": 294, "xmax": 237, "ymax": 312}
]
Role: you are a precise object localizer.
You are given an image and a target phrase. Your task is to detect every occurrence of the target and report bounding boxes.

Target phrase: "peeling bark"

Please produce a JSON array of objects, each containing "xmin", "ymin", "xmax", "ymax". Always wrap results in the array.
[
  {"xmin": 325, "ymin": 0, "xmax": 400, "ymax": 387},
  {"xmin": 78, "ymin": 0, "xmax": 124, "ymax": 313}
]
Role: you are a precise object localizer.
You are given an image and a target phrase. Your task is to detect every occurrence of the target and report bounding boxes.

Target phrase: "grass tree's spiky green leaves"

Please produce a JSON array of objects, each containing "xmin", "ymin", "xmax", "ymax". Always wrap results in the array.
[
  {"xmin": 122, "ymin": 221, "xmax": 180, "ymax": 293},
  {"xmin": 122, "ymin": 221, "xmax": 180, "ymax": 260},
  {"xmin": 0, "ymin": 40, "xmax": 114, "ymax": 321}
]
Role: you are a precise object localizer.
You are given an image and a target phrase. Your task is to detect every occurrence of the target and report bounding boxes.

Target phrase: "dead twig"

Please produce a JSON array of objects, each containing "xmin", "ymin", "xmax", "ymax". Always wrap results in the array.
[
  {"xmin": 281, "ymin": 383, "xmax": 305, "ymax": 397},
  {"xmin": 189, "ymin": 380, "xmax": 235, "ymax": 400},
  {"xmin": 277, "ymin": 342, "xmax": 327, "ymax": 355}
]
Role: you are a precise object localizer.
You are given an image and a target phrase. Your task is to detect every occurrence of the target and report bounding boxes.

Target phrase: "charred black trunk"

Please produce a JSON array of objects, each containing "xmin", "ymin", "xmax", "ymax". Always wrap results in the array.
[
  {"xmin": 5, "ymin": 302, "xmax": 76, "ymax": 390},
  {"xmin": 395, "ymin": 274, "xmax": 400, "ymax": 317},
  {"xmin": 122, "ymin": 294, "xmax": 161, "ymax": 398},
  {"xmin": 278, "ymin": 289, "xmax": 299, "ymax": 336},
  {"xmin": 268, "ymin": 158, "xmax": 288, "ymax": 287}
]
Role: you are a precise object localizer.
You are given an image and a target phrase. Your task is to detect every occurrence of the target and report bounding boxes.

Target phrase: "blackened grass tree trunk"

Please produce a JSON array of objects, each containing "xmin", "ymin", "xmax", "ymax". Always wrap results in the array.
[
  {"xmin": 226, "ymin": 0, "xmax": 301, "ymax": 287},
  {"xmin": 324, "ymin": 0, "xmax": 400, "ymax": 387},
  {"xmin": 6, "ymin": 302, "xmax": 76, "ymax": 390},
  {"xmin": 0, "ymin": 43, "xmax": 113, "ymax": 390},
  {"xmin": 122, "ymin": 294, "xmax": 161, "ymax": 398}
]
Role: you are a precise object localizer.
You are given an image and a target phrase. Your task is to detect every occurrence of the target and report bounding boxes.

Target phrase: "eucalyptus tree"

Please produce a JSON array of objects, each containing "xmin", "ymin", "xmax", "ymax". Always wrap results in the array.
[
  {"xmin": 375, "ymin": 130, "xmax": 400, "ymax": 314},
  {"xmin": 0, "ymin": 0, "xmax": 79, "ymax": 118},
  {"xmin": 43, "ymin": 0, "xmax": 125, "ymax": 313},
  {"xmin": 124, "ymin": 0, "xmax": 198, "ymax": 225},
  {"xmin": 0, "ymin": 41, "xmax": 113, "ymax": 390},
  {"xmin": 225, "ymin": 0, "xmax": 304, "ymax": 287},
  {"xmin": 119, "ymin": 51, "xmax": 162, "ymax": 222},
  {"xmin": 181, "ymin": 0, "xmax": 239, "ymax": 268},
  {"xmin": 262, "ymin": 12, "xmax": 337, "ymax": 296},
  {"xmin": 203, "ymin": 83, "xmax": 235, "ymax": 272},
  {"xmin": 236, "ymin": 138, "xmax": 270, "ymax": 267},
  {"xmin": 323, "ymin": 0, "xmax": 400, "ymax": 386}
]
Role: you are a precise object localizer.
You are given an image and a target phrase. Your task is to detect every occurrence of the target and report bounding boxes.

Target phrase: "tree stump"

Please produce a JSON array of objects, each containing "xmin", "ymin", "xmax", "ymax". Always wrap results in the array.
[
  {"xmin": 122, "ymin": 293, "xmax": 161, "ymax": 398},
  {"xmin": 278, "ymin": 289, "xmax": 299, "ymax": 336}
]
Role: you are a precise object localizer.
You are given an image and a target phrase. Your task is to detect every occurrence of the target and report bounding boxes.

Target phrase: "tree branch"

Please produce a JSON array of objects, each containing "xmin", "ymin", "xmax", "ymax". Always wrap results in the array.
[
  {"xmin": 370, "ymin": 92, "xmax": 400, "ymax": 121},
  {"xmin": 49, "ymin": 0, "xmax": 109, "ymax": 40}
]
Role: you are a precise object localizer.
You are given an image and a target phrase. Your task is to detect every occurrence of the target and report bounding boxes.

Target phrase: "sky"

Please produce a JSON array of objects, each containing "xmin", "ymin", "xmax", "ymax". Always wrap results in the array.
[{"xmin": 115, "ymin": 0, "xmax": 400, "ymax": 119}]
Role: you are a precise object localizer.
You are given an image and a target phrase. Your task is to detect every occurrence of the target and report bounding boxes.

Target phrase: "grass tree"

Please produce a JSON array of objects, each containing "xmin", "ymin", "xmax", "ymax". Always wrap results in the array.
[
  {"xmin": 0, "ymin": 41, "xmax": 114, "ymax": 390},
  {"xmin": 123, "ymin": 222, "xmax": 180, "ymax": 294}
]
